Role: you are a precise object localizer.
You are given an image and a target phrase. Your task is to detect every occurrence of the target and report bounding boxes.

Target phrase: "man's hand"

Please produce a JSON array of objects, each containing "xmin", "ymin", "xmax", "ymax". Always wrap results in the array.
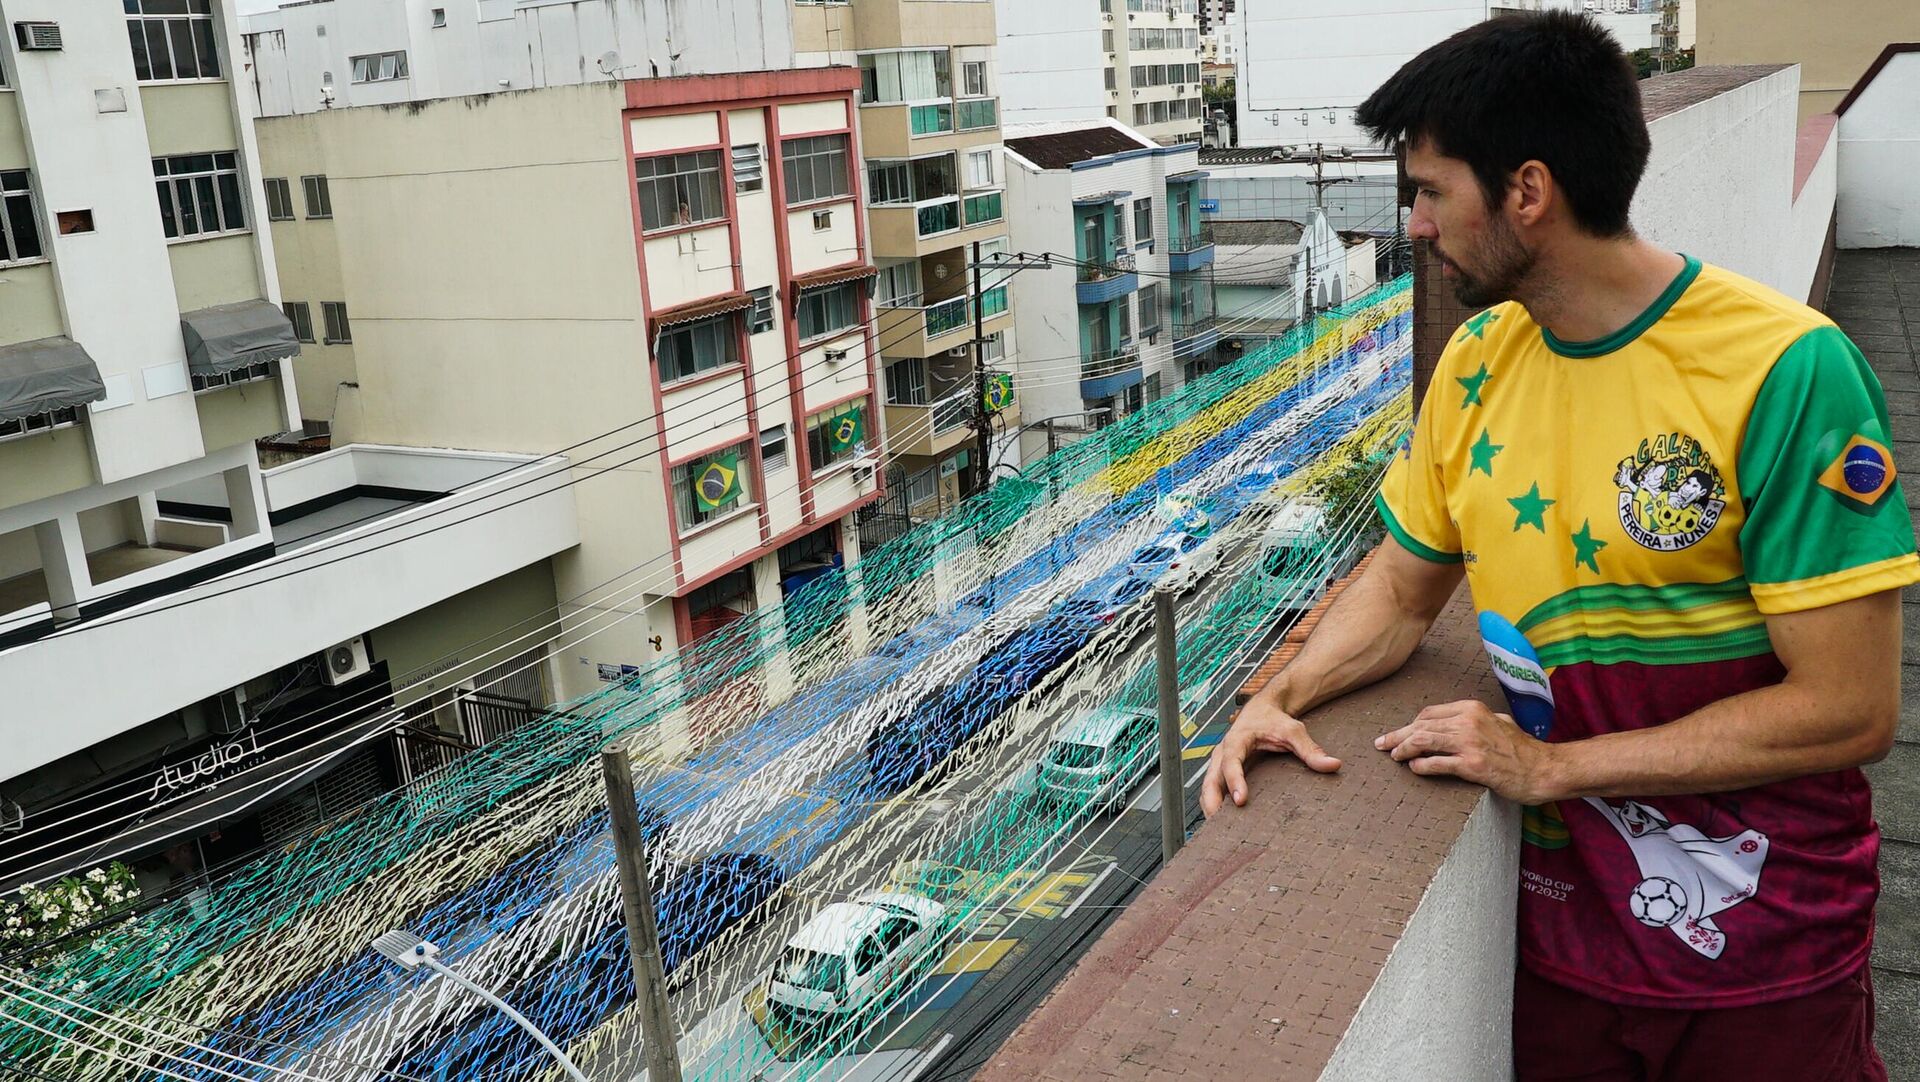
[
  {"xmin": 1375, "ymin": 699, "xmax": 1558, "ymax": 803},
  {"xmin": 1201, "ymin": 697, "xmax": 1343, "ymax": 816}
]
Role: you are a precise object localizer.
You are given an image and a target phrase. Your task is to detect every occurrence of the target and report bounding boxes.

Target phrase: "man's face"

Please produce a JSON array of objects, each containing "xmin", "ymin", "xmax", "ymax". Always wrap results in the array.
[{"xmin": 1405, "ymin": 140, "xmax": 1536, "ymax": 308}]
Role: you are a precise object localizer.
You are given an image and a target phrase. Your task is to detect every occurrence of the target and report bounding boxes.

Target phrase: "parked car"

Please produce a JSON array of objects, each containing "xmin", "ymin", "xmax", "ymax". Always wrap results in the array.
[
  {"xmin": 1258, "ymin": 498, "xmax": 1335, "ymax": 605},
  {"xmin": 1127, "ymin": 530, "xmax": 1221, "ymax": 593},
  {"xmin": 1038, "ymin": 705, "xmax": 1159, "ymax": 814},
  {"xmin": 654, "ymin": 851, "xmax": 789, "ymax": 977},
  {"xmin": 765, "ymin": 891, "xmax": 946, "ymax": 1037}
]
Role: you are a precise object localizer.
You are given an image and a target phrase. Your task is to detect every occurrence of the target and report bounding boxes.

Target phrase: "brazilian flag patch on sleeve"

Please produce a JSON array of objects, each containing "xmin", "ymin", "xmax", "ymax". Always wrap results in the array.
[{"xmin": 1817, "ymin": 434, "xmax": 1896, "ymax": 509}]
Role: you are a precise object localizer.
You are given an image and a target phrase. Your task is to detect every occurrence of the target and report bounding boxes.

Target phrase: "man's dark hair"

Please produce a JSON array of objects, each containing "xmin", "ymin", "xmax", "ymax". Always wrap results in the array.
[{"xmin": 1355, "ymin": 11, "xmax": 1649, "ymax": 237}]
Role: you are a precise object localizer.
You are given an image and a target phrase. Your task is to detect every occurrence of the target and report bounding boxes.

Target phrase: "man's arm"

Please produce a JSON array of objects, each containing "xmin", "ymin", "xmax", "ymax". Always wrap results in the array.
[
  {"xmin": 1377, "ymin": 588, "xmax": 1903, "ymax": 803},
  {"xmin": 1200, "ymin": 536, "xmax": 1464, "ymax": 815}
]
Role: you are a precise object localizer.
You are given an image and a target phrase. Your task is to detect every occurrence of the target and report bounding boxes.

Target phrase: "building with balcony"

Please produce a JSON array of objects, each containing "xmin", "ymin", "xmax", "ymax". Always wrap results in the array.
[
  {"xmin": 1003, "ymin": 120, "xmax": 1216, "ymax": 456},
  {"xmin": 792, "ymin": 0, "xmax": 1020, "ymax": 515},
  {"xmin": 0, "ymin": 0, "xmax": 580, "ymax": 900},
  {"xmin": 254, "ymin": 69, "xmax": 883, "ymax": 716}
]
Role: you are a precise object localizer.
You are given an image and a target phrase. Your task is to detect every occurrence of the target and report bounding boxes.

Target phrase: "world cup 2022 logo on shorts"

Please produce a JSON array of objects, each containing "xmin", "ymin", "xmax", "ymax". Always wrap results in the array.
[{"xmin": 1612, "ymin": 433, "xmax": 1728, "ymax": 552}]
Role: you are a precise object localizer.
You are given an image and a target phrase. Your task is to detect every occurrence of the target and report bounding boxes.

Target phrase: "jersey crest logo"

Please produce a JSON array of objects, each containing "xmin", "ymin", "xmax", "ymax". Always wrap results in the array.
[
  {"xmin": 1817, "ymin": 434, "xmax": 1896, "ymax": 508},
  {"xmin": 1612, "ymin": 433, "xmax": 1727, "ymax": 552}
]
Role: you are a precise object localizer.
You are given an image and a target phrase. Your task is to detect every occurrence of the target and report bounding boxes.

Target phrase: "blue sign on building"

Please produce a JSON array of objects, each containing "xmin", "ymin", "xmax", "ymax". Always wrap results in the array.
[{"xmin": 1199, "ymin": 198, "xmax": 1220, "ymax": 214}]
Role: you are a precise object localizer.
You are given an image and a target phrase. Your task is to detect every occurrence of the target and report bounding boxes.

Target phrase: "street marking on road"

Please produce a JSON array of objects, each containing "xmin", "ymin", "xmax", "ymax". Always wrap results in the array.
[
  {"xmin": 935, "ymin": 937, "xmax": 1017, "ymax": 976},
  {"xmin": 1059, "ymin": 862, "xmax": 1120, "ymax": 921}
]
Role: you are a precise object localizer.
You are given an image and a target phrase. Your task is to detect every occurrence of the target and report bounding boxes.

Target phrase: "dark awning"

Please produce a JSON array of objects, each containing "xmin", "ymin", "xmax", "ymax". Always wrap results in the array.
[
  {"xmin": 651, "ymin": 291, "xmax": 753, "ymax": 332},
  {"xmin": 0, "ymin": 336, "xmax": 106, "ymax": 422},
  {"xmin": 791, "ymin": 262, "xmax": 879, "ymax": 293},
  {"xmin": 180, "ymin": 299, "xmax": 302, "ymax": 376}
]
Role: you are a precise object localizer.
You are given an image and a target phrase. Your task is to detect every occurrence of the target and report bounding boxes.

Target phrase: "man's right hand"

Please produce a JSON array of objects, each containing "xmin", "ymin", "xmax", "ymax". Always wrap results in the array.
[{"xmin": 1200, "ymin": 697, "xmax": 1343, "ymax": 816}]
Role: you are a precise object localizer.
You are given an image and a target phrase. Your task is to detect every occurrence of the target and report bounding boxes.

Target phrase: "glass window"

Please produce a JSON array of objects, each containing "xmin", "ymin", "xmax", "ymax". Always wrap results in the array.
[
  {"xmin": 301, "ymin": 174, "xmax": 332, "ymax": 218},
  {"xmin": 1133, "ymin": 198, "xmax": 1153, "ymax": 246},
  {"xmin": 672, "ymin": 440, "xmax": 754, "ymax": 529},
  {"xmin": 966, "ymin": 150, "xmax": 995, "ymax": 188},
  {"xmin": 731, "ymin": 144, "xmax": 763, "ymax": 193},
  {"xmin": 635, "ymin": 150, "xmax": 724, "ymax": 231},
  {"xmin": 321, "ymin": 301, "xmax": 352, "ymax": 344},
  {"xmin": 962, "ymin": 61, "xmax": 987, "ymax": 98},
  {"xmin": 885, "ymin": 356, "xmax": 927, "ymax": 405},
  {"xmin": 349, "ymin": 51, "xmax": 409, "ymax": 82},
  {"xmin": 747, "ymin": 287, "xmax": 776, "ymax": 335},
  {"xmin": 955, "ymin": 98, "xmax": 997, "ymax": 131},
  {"xmin": 0, "ymin": 405, "xmax": 81, "ymax": 443},
  {"xmin": 283, "ymin": 301, "xmax": 314, "ymax": 343},
  {"xmin": 760, "ymin": 425, "xmax": 788, "ymax": 471},
  {"xmin": 126, "ymin": 0, "xmax": 221, "ymax": 82},
  {"xmin": 153, "ymin": 153, "xmax": 247, "ymax": 239},
  {"xmin": 796, "ymin": 282, "xmax": 860, "ymax": 342},
  {"xmin": 782, "ymin": 134, "xmax": 850, "ymax": 205},
  {"xmin": 1136, "ymin": 283, "xmax": 1161, "ymax": 334},
  {"xmin": 858, "ymin": 50, "xmax": 950, "ymax": 103},
  {"xmin": 655, "ymin": 312, "xmax": 741, "ymax": 383},
  {"xmin": 263, "ymin": 177, "xmax": 294, "ymax": 221},
  {"xmin": 0, "ymin": 170, "xmax": 45, "ymax": 264},
  {"xmin": 874, "ymin": 260, "xmax": 921, "ymax": 308},
  {"xmin": 807, "ymin": 397, "xmax": 869, "ymax": 471},
  {"xmin": 963, "ymin": 191, "xmax": 1002, "ymax": 226}
]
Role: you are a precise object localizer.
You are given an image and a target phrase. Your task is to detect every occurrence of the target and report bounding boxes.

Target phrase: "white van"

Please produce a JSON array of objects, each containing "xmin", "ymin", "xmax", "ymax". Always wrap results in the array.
[
  {"xmin": 766, "ymin": 891, "xmax": 945, "ymax": 1034},
  {"xmin": 1258, "ymin": 498, "xmax": 1334, "ymax": 605}
]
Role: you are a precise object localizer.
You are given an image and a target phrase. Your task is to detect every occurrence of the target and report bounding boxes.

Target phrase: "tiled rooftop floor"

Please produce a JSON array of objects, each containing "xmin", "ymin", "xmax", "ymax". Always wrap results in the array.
[{"xmin": 1832, "ymin": 246, "xmax": 1920, "ymax": 1078}]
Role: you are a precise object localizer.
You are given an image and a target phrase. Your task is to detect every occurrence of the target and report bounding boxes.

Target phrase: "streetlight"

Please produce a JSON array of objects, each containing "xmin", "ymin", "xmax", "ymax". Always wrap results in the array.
[{"xmin": 371, "ymin": 930, "xmax": 591, "ymax": 1082}]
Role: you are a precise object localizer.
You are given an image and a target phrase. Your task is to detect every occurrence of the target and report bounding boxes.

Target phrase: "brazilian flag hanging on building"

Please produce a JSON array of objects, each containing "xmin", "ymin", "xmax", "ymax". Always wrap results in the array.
[
  {"xmin": 984, "ymin": 372, "xmax": 1015, "ymax": 413},
  {"xmin": 827, "ymin": 405, "xmax": 865, "ymax": 454},
  {"xmin": 694, "ymin": 452, "xmax": 741, "ymax": 512}
]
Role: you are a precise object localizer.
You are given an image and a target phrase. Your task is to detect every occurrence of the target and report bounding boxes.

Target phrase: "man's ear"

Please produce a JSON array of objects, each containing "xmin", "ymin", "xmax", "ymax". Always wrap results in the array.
[{"xmin": 1510, "ymin": 160, "xmax": 1554, "ymax": 227}]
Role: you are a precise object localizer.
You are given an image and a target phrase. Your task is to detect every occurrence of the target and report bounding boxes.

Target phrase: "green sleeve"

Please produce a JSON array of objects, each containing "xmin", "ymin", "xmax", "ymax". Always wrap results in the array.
[{"xmin": 1738, "ymin": 325, "xmax": 1920, "ymax": 613}]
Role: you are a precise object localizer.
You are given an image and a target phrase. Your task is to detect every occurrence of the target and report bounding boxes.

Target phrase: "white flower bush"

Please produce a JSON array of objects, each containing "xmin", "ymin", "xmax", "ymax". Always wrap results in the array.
[{"xmin": 0, "ymin": 863, "xmax": 141, "ymax": 966}]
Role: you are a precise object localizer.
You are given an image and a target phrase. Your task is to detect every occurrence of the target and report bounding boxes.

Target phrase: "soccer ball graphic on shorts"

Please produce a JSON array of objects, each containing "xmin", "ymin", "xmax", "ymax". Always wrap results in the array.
[{"xmin": 1628, "ymin": 876, "xmax": 1688, "ymax": 928}]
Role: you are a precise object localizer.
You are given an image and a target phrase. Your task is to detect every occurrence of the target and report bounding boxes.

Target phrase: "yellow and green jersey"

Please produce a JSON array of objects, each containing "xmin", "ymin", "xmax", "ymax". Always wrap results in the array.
[{"xmin": 1380, "ymin": 255, "xmax": 1918, "ymax": 1008}]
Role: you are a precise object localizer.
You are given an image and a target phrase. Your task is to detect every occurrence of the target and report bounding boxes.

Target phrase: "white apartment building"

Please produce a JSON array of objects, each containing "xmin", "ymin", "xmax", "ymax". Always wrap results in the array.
[
  {"xmin": 994, "ymin": 0, "xmax": 1203, "ymax": 147},
  {"xmin": 0, "ymin": 0, "xmax": 578, "ymax": 896},
  {"xmin": 1235, "ymin": 0, "xmax": 1580, "ymax": 149},
  {"xmin": 1003, "ymin": 120, "xmax": 1216, "ymax": 455}
]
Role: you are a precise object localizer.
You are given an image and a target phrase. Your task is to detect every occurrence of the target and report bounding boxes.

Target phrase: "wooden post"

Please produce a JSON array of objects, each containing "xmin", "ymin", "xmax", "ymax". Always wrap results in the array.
[{"xmin": 601, "ymin": 745, "xmax": 684, "ymax": 1082}]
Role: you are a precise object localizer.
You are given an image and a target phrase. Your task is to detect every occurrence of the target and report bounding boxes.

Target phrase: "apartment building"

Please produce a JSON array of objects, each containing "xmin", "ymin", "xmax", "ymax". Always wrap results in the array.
[
  {"xmin": 0, "ymin": 0, "xmax": 578, "ymax": 897},
  {"xmin": 791, "ymin": 0, "xmax": 1020, "ymax": 514},
  {"xmin": 256, "ymin": 69, "xmax": 883, "ymax": 713},
  {"xmin": 1104, "ymin": 0, "xmax": 1205, "ymax": 145},
  {"xmin": 1004, "ymin": 121, "xmax": 1217, "ymax": 454}
]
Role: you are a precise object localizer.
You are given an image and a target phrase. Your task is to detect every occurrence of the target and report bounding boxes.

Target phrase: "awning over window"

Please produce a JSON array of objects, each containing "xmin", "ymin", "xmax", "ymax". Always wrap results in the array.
[
  {"xmin": 180, "ymin": 299, "xmax": 302, "ymax": 376},
  {"xmin": 1165, "ymin": 169, "xmax": 1211, "ymax": 184},
  {"xmin": 1073, "ymin": 190, "xmax": 1132, "ymax": 206},
  {"xmin": 0, "ymin": 336, "xmax": 106, "ymax": 422},
  {"xmin": 651, "ymin": 291, "xmax": 753, "ymax": 332},
  {"xmin": 791, "ymin": 262, "xmax": 879, "ymax": 293}
]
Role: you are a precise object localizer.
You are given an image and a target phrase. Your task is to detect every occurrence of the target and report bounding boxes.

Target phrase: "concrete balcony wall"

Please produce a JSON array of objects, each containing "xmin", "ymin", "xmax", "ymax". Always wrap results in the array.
[
  {"xmin": 1836, "ymin": 47, "xmax": 1920, "ymax": 249},
  {"xmin": 853, "ymin": 0, "xmax": 999, "ymax": 49}
]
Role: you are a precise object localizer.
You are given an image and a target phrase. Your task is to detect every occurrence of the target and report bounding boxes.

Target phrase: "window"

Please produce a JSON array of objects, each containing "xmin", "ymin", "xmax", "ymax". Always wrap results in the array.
[
  {"xmin": 955, "ymin": 98, "xmax": 997, "ymax": 131},
  {"xmin": 635, "ymin": 150, "xmax": 723, "ymax": 231},
  {"xmin": 782, "ymin": 134, "xmax": 850, "ymax": 205},
  {"xmin": 731, "ymin": 144, "xmax": 764, "ymax": 193},
  {"xmin": 263, "ymin": 177, "xmax": 294, "ymax": 221},
  {"xmin": 655, "ymin": 312, "xmax": 740, "ymax": 383},
  {"xmin": 885, "ymin": 357, "xmax": 927, "ymax": 405},
  {"xmin": 812, "ymin": 208, "xmax": 833, "ymax": 232},
  {"xmin": 431, "ymin": 8, "xmax": 447, "ymax": 27},
  {"xmin": 966, "ymin": 149, "xmax": 995, "ymax": 188},
  {"xmin": 126, "ymin": 0, "xmax": 221, "ymax": 82},
  {"xmin": 961, "ymin": 61, "xmax": 988, "ymax": 98},
  {"xmin": 747, "ymin": 287, "xmax": 776, "ymax": 334},
  {"xmin": 761, "ymin": 425, "xmax": 788, "ymax": 471},
  {"xmin": 302, "ymin": 174, "xmax": 332, "ymax": 219},
  {"xmin": 858, "ymin": 50, "xmax": 949, "ymax": 104},
  {"xmin": 905, "ymin": 467, "xmax": 938, "ymax": 507},
  {"xmin": 1136, "ymin": 283, "xmax": 1161, "ymax": 334},
  {"xmin": 321, "ymin": 301, "xmax": 352, "ymax": 344},
  {"xmin": 191, "ymin": 360, "xmax": 274, "ymax": 392},
  {"xmin": 349, "ymin": 51, "xmax": 409, "ymax": 83},
  {"xmin": 672, "ymin": 440, "xmax": 754, "ymax": 529},
  {"xmin": 153, "ymin": 153, "xmax": 246, "ymax": 239},
  {"xmin": 1102, "ymin": 29, "xmax": 1114, "ymax": 53},
  {"xmin": 874, "ymin": 261, "xmax": 921, "ymax": 308},
  {"xmin": 796, "ymin": 282, "xmax": 860, "ymax": 342},
  {"xmin": 0, "ymin": 405, "xmax": 81, "ymax": 444},
  {"xmin": 1104, "ymin": 67, "xmax": 1116, "ymax": 91},
  {"xmin": 0, "ymin": 171, "xmax": 44, "ymax": 264},
  {"xmin": 56, "ymin": 210, "xmax": 94, "ymax": 235},
  {"xmin": 909, "ymin": 103, "xmax": 953, "ymax": 136},
  {"xmin": 963, "ymin": 191, "xmax": 1002, "ymax": 226},
  {"xmin": 979, "ymin": 331, "xmax": 1006, "ymax": 365},
  {"xmin": 807, "ymin": 398, "xmax": 869, "ymax": 471},
  {"xmin": 867, "ymin": 155, "xmax": 956, "ymax": 206},
  {"xmin": 1133, "ymin": 198, "xmax": 1153, "ymax": 247},
  {"xmin": 284, "ymin": 301, "xmax": 315, "ymax": 343}
]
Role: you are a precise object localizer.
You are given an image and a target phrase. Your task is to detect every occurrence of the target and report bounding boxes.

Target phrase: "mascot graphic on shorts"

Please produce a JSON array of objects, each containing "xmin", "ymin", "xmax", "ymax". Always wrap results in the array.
[{"xmin": 1583, "ymin": 798, "xmax": 1769, "ymax": 960}]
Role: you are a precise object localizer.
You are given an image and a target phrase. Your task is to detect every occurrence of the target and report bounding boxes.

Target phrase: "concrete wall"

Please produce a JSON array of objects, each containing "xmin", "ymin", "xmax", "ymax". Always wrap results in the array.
[
  {"xmin": 373, "ymin": 559, "xmax": 560, "ymax": 709},
  {"xmin": 1633, "ymin": 67, "xmax": 1803, "ymax": 299},
  {"xmin": 1696, "ymin": 0, "xmax": 1920, "ymax": 120},
  {"xmin": 1837, "ymin": 50, "xmax": 1920, "ymax": 250},
  {"xmin": 1322, "ymin": 794, "xmax": 1521, "ymax": 1082},
  {"xmin": 992, "ymin": 0, "xmax": 1106, "ymax": 127}
]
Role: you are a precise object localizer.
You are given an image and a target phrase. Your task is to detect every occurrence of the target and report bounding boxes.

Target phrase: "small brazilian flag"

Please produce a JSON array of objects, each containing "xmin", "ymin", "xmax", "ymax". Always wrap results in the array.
[
  {"xmin": 694, "ymin": 452, "xmax": 741, "ymax": 512},
  {"xmin": 984, "ymin": 372, "xmax": 1015, "ymax": 412},
  {"xmin": 827, "ymin": 407, "xmax": 865, "ymax": 454}
]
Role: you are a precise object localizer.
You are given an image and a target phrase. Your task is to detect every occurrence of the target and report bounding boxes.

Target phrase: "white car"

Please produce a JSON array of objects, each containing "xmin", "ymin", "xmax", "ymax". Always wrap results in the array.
[
  {"xmin": 1038, "ymin": 705, "xmax": 1158, "ymax": 814},
  {"xmin": 765, "ymin": 891, "xmax": 945, "ymax": 1034},
  {"xmin": 1127, "ymin": 530, "xmax": 1221, "ymax": 593}
]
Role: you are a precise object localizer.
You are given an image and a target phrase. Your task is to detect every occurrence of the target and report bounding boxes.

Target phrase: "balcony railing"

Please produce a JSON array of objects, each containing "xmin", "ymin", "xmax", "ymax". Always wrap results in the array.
[
  {"xmin": 910, "ymin": 103, "xmax": 954, "ymax": 136},
  {"xmin": 1172, "ymin": 313, "xmax": 1218, "ymax": 343},
  {"xmin": 932, "ymin": 391, "xmax": 973, "ymax": 433},
  {"xmin": 1169, "ymin": 224, "xmax": 1214, "ymax": 254},
  {"xmin": 1082, "ymin": 342, "xmax": 1140, "ymax": 380},
  {"xmin": 924, "ymin": 287, "xmax": 1010, "ymax": 341},
  {"xmin": 917, "ymin": 196, "xmax": 961, "ymax": 237},
  {"xmin": 1077, "ymin": 250, "xmax": 1136, "ymax": 282},
  {"xmin": 956, "ymin": 97, "xmax": 999, "ymax": 132}
]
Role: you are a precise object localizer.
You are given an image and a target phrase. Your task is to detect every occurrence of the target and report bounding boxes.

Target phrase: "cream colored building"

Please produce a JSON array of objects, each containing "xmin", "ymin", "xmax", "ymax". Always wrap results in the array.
[
  {"xmin": 1105, "ymin": 0, "xmax": 1205, "ymax": 145},
  {"xmin": 1698, "ymin": 0, "xmax": 1918, "ymax": 120},
  {"xmin": 257, "ymin": 69, "xmax": 883, "ymax": 704},
  {"xmin": 0, "ymin": 0, "xmax": 578, "ymax": 896}
]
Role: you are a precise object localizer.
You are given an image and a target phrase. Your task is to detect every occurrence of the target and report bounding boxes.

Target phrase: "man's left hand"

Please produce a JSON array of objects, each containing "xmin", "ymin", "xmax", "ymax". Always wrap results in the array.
[{"xmin": 1376, "ymin": 700, "xmax": 1557, "ymax": 804}]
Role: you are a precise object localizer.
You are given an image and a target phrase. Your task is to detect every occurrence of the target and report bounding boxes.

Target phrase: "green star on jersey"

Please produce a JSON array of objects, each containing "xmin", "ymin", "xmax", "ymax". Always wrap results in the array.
[
  {"xmin": 1571, "ymin": 519, "xmax": 1609, "ymax": 573},
  {"xmin": 1468, "ymin": 429, "xmax": 1504, "ymax": 477},
  {"xmin": 1457, "ymin": 364, "xmax": 1491, "ymax": 409},
  {"xmin": 1457, "ymin": 310, "xmax": 1501, "ymax": 341},
  {"xmin": 1508, "ymin": 482, "xmax": 1555, "ymax": 532}
]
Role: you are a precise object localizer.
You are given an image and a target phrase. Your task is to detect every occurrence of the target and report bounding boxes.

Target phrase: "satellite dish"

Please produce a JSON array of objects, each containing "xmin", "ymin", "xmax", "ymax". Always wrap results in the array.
[{"xmin": 596, "ymin": 50, "xmax": 620, "ymax": 75}]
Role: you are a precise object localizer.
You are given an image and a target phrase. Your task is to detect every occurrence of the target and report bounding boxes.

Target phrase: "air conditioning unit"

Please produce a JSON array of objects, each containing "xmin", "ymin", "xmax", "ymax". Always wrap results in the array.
[
  {"xmin": 14, "ymin": 22, "xmax": 61, "ymax": 51},
  {"xmin": 823, "ymin": 347, "xmax": 850, "ymax": 364},
  {"xmin": 323, "ymin": 635, "xmax": 372, "ymax": 686},
  {"xmin": 210, "ymin": 686, "xmax": 251, "ymax": 735}
]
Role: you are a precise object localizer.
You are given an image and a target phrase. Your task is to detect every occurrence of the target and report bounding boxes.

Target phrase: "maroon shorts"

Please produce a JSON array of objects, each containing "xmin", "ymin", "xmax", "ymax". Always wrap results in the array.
[{"xmin": 1514, "ymin": 964, "xmax": 1887, "ymax": 1082}]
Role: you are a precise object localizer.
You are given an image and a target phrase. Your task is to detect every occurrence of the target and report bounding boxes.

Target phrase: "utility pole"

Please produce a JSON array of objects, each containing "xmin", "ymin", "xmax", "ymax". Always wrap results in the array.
[
  {"xmin": 971, "ymin": 238, "xmax": 992, "ymax": 499},
  {"xmin": 1154, "ymin": 587, "xmax": 1184, "ymax": 864},
  {"xmin": 601, "ymin": 746, "xmax": 685, "ymax": 1082}
]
